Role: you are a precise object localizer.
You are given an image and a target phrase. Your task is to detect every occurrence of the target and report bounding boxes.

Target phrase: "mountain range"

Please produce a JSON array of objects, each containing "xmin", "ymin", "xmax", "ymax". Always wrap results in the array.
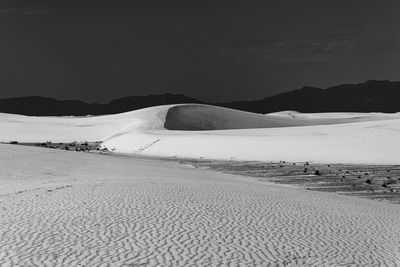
[{"xmin": 1, "ymin": 80, "xmax": 399, "ymax": 116}]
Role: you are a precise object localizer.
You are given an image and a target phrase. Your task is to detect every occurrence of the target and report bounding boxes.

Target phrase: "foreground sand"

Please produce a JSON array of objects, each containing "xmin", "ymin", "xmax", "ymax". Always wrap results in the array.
[{"xmin": 1, "ymin": 144, "xmax": 400, "ymax": 266}]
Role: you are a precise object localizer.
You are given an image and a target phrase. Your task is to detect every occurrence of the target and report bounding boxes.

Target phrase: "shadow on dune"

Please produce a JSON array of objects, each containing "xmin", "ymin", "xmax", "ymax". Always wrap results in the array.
[
  {"xmin": 164, "ymin": 104, "xmax": 316, "ymax": 130},
  {"xmin": 164, "ymin": 104, "xmax": 399, "ymax": 131}
]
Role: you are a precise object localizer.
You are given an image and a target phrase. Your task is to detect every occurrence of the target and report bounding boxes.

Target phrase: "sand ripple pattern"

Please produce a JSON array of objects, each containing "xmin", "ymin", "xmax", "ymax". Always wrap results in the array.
[{"xmin": 1, "ymin": 145, "xmax": 400, "ymax": 266}]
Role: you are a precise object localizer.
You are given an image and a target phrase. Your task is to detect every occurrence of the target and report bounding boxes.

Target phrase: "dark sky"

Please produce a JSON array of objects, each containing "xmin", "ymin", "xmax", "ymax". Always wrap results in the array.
[{"xmin": 1, "ymin": 0, "xmax": 400, "ymax": 103}]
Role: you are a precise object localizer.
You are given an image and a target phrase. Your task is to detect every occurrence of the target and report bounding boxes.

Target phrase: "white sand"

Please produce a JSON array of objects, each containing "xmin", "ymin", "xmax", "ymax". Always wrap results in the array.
[
  {"xmin": 1, "ymin": 104, "xmax": 399, "ymax": 164},
  {"xmin": 1, "ymin": 144, "xmax": 400, "ymax": 266}
]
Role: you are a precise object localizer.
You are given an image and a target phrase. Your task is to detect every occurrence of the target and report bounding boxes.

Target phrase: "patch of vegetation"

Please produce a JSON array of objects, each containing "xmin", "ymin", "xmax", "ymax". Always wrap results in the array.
[
  {"xmin": 167, "ymin": 159, "xmax": 400, "ymax": 204},
  {"xmin": 8, "ymin": 140, "xmax": 107, "ymax": 153}
]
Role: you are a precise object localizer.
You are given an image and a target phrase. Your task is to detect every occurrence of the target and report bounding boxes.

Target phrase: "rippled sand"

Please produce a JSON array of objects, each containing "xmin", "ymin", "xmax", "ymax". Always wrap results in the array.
[{"xmin": 1, "ymin": 144, "xmax": 400, "ymax": 266}]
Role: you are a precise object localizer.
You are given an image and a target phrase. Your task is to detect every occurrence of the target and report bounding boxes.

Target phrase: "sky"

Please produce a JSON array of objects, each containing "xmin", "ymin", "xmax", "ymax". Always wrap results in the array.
[{"xmin": 0, "ymin": 0, "xmax": 400, "ymax": 103}]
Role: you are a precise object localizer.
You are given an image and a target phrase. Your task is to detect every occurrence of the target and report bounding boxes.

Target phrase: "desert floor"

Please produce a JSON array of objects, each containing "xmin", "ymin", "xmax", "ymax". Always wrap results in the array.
[{"xmin": 1, "ymin": 144, "xmax": 400, "ymax": 266}]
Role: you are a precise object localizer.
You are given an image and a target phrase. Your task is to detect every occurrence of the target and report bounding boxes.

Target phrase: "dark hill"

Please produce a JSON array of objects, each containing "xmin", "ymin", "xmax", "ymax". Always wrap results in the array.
[
  {"xmin": 0, "ymin": 96, "xmax": 103, "ymax": 116},
  {"xmin": 0, "ymin": 94, "xmax": 203, "ymax": 116},
  {"xmin": 223, "ymin": 80, "xmax": 400, "ymax": 113},
  {"xmin": 0, "ymin": 80, "xmax": 399, "ymax": 116}
]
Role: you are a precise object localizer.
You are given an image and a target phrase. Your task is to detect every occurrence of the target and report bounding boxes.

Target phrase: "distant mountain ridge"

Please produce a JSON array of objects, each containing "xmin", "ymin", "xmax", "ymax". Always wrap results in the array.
[
  {"xmin": 1, "ymin": 80, "xmax": 399, "ymax": 116},
  {"xmin": 0, "ymin": 94, "xmax": 203, "ymax": 116},
  {"xmin": 222, "ymin": 80, "xmax": 400, "ymax": 113}
]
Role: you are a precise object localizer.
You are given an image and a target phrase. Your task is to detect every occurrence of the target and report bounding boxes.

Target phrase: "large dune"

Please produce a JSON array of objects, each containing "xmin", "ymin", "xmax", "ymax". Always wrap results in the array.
[{"xmin": 1, "ymin": 104, "xmax": 400, "ymax": 164}]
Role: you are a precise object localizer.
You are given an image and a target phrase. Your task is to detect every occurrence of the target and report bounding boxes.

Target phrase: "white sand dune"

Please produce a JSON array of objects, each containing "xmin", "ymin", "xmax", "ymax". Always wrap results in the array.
[
  {"xmin": 1, "ymin": 144, "xmax": 400, "ymax": 266},
  {"xmin": 1, "ymin": 104, "xmax": 400, "ymax": 164}
]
